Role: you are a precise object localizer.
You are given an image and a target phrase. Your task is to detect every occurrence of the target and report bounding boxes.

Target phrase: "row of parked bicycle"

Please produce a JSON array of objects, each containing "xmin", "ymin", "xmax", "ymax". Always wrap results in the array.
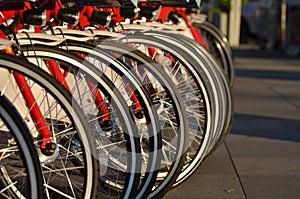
[{"xmin": 0, "ymin": 0, "xmax": 234, "ymax": 198}]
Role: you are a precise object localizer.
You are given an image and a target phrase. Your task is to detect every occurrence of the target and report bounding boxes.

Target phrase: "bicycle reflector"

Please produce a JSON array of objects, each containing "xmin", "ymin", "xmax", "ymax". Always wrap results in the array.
[{"xmin": 22, "ymin": 8, "xmax": 46, "ymax": 26}]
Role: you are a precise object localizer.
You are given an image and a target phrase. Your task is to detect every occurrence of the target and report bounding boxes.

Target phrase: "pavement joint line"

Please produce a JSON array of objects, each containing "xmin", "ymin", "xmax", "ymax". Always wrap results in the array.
[
  {"xmin": 237, "ymin": 65, "xmax": 300, "ymax": 113},
  {"xmin": 260, "ymin": 78, "xmax": 300, "ymax": 113},
  {"xmin": 224, "ymin": 141, "xmax": 248, "ymax": 199}
]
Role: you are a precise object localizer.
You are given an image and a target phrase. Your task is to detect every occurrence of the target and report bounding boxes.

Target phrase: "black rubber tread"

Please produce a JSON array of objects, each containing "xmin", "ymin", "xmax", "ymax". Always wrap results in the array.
[
  {"xmin": 0, "ymin": 94, "xmax": 44, "ymax": 199},
  {"xmin": 0, "ymin": 52, "xmax": 100, "ymax": 199}
]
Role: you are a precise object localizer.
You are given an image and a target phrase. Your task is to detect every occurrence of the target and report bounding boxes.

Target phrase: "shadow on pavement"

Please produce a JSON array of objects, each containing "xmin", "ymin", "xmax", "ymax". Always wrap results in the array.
[
  {"xmin": 231, "ymin": 113, "xmax": 300, "ymax": 142},
  {"xmin": 232, "ymin": 48, "xmax": 300, "ymax": 60},
  {"xmin": 235, "ymin": 68, "xmax": 300, "ymax": 81}
]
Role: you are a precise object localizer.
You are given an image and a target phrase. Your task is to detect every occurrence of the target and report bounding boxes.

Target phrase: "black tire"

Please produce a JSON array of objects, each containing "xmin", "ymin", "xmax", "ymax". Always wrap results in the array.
[
  {"xmin": 0, "ymin": 52, "xmax": 100, "ymax": 199},
  {"xmin": 57, "ymin": 41, "xmax": 163, "ymax": 199},
  {"xmin": 194, "ymin": 21, "xmax": 235, "ymax": 86},
  {"xmin": 113, "ymin": 34, "xmax": 213, "ymax": 197},
  {"xmin": 117, "ymin": 32, "xmax": 232, "ymax": 187},
  {"xmin": 18, "ymin": 45, "xmax": 142, "ymax": 198},
  {"xmin": 96, "ymin": 41, "xmax": 189, "ymax": 199},
  {"xmin": 0, "ymin": 94, "xmax": 44, "ymax": 199}
]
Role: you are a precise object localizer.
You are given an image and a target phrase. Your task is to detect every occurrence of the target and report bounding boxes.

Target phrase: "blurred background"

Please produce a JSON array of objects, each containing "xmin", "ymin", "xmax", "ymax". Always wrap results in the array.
[{"xmin": 200, "ymin": 0, "xmax": 300, "ymax": 55}]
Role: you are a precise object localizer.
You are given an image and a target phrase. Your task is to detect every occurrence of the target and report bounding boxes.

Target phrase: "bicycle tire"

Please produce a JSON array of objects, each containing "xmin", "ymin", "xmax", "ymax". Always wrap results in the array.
[
  {"xmin": 143, "ymin": 31, "xmax": 234, "ymax": 179},
  {"xmin": 116, "ymin": 32, "xmax": 231, "ymax": 187},
  {"xmin": 162, "ymin": 32, "xmax": 234, "ymax": 152},
  {"xmin": 194, "ymin": 21, "xmax": 235, "ymax": 86},
  {"xmin": 111, "ymin": 34, "xmax": 215, "ymax": 195},
  {"xmin": 18, "ymin": 44, "xmax": 142, "ymax": 198},
  {"xmin": 91, "ymin": 41, "xmax": 190, "ymax": 199},
  {"xmin": 0, "ymin": 93, "xmax": 44, "ymax": 199},
  {"xmin": 140, "ymin": 31, "xmax": 233, "ymax": 146},
  {"xmin": 54, "ymin": 39, "xmax": 189, "ymax": 199},
  {"xmin": 55, "ymin": 40, "xmax": 164, "ymax": 199},
  {"xmin": 0, "ymin": 52, "xmax": 99, "ymax": 198}
]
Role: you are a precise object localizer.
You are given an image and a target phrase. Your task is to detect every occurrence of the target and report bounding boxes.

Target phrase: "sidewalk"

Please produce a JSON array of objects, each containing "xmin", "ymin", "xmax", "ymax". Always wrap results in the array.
[{"xmin": 164, "ymin": 48, "xmax": 300, "ymax": 199}]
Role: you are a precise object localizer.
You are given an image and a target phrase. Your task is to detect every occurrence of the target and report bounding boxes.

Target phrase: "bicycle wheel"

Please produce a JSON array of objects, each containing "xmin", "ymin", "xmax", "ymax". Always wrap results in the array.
[
  {"xmin": 195, "ymin": 21, "xmax": 232, "ymax": 55},
  {"xmin": 134, "ymin": 30, "xmax": 233, "ymax": 143},
  {"xmin": 40, "ymin": 37, "xmax": 188, "ymax": 198},
  {"xmin": 159, "ymin": 32, "xmax": 234, "ymax": 153},
  {"xmin": 113, "ymin": 27, "xmax": 231, "ymax": 154},
  {"xmin": 54, "ymin": 40, "xmax": 163, "ymax": 198},
  {"xmin": 43, "ymin": 27, "xmax": 189, "ymax": 197},
  {"xmin": 70, "ymin": 39, "xmax": 189, "ymax": 198},
  {"xmin": 0, "ymin": 93, "xmax": 44, "ymax": 199},
  {"xmin": 139, "ymin": 31, "xmax": 234, "ymax": 177},
  {"xmin": 17, "ymin": 44, "xmax": 142, "ymax": 198},
  {"xmin": 0, "ymin": 52, "xmax": 99, "ymax": 198},
  {"xmin": 114, "ymin": 32, "xmax": 230, "ymax": 186},
  {"xmin": 113, "ymin": 24, "xmax": 232, "ymax": 137},
  {"xmin": 33, "ymin": 28, "xmax": 186, "ymax": 198},
  {"xmin": 194, "ymin": 21, "xmax": 235, "ymax": 86},
  {"xmin": 99, "ymin": 35, "xmax": 212, "ymax": 194}
]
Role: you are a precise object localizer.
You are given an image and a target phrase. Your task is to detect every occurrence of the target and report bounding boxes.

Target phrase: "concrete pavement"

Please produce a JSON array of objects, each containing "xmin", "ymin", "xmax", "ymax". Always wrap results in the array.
[{"xmin": 164, "ymin": 47, "xmax": 300, "ymax": 199}]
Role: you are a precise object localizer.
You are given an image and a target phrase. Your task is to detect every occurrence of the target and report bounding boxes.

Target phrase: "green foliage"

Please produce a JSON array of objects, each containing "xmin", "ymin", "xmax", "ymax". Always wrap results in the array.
[
  {"xmin": 218, "ymin": 0, "xmax": 231, "ymax": 13},
  {"xmin": 242, "ymin": 0, "xmax": 249, "ymax": 7},
  {"xmin": 209, "ymin": 0, "xmax": 248, "ymax": 14}
]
